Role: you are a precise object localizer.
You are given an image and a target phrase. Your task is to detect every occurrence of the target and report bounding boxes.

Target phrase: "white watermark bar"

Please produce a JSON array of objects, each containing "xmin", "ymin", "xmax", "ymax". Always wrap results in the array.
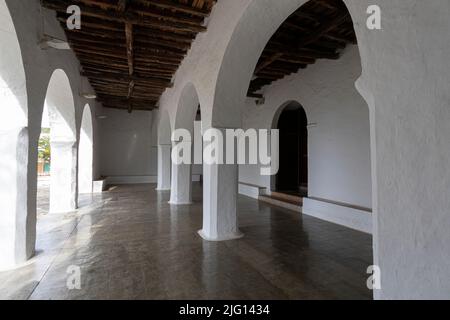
[{"xmin": 171, "ymin": 128, "xmax": 279, "ymax": 176}]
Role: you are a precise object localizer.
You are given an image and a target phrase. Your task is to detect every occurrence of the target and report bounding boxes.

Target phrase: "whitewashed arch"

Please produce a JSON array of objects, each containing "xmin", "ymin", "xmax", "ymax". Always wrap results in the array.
[
  {"xmin": 210, "ymin": 0, "xmax": 309, "ymax": 128},
  {"xmin": 170, "ymin": 83, "xmax": 201, "ymax": 204},
  {"xmin": 45, "ymin": 69, "xmax": 76, "ymax": 140},
  {"xmin": 271, "ymin": 100, "xmax": 304, "ymax": 130},
  {"xmin": 209, "ymin": 0, "xmax": 370, "ymax": 128},
  {"xmin": 0, "ymin": 0, "xmax": 29, "ymax": 270},
  {"xmin": 174, "ymin": 83, "xmax": 200, "ymax": 136},
  {"xmin": 78, "ymin": 104, "xmax": 93, "ymax": 194},
  {"xmin": 198, "ymin": 0, "xmax": 341, "ymax": 242},
  {"xmin": 202, "ymin": 0, "xmax": 374, "ymax": 249},
  {"xmin": 44, "ymin": 69, "xmax": 77, "ymax": 213}
]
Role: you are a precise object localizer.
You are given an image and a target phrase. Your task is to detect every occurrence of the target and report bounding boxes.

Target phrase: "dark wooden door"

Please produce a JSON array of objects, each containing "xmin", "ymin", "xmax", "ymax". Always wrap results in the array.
[{"xmin": 276, "ymin": 106, "xmax": 308, "ymax": 195}]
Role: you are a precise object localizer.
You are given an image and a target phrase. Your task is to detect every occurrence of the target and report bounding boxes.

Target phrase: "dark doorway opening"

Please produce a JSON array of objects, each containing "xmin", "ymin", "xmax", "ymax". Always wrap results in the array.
[{"xmin": 275, "ymin": 102, "xmax": 308, "ymax": 197}]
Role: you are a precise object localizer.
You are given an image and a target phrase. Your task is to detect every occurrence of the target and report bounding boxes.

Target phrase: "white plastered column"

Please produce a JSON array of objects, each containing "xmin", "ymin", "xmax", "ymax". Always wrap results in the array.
[
  {"xmin": 78, "ymin": 105, "xmax": 93, "ymax": 194},
  {"xmin": 199, "ymin": 128, "xmax": 243, "ymax": 241},
  {"xmin": 157, "ymin": 144, "xmax": 172, "ymax": 191},
  {"xmin": 0, "ymin": 127, "xmax": 29, "ymax": 270},
  {"xmin": 49, "ymin": 140, "xmax": 78, "ymax": 213},
  {"xmin": 169, "ymin": 140, "xmax": 193, "ymax": 205}
]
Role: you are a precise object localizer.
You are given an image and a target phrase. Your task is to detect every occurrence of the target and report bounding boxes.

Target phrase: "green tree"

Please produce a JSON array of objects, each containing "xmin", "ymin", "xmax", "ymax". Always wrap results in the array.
[{"xmin": 38, "ymin": 134, "xmax": 51, "ymax": 163}]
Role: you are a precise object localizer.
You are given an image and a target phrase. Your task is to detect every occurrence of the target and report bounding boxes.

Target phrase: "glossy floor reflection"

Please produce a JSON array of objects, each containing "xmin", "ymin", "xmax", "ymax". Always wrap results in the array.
[{"xmin": 0, "ymin": 183, "xmax": 373, "ymax": 300}]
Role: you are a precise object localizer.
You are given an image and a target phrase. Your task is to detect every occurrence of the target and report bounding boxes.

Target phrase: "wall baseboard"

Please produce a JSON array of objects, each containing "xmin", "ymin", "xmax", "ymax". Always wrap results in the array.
[
  {"xmin": 302, "ymin": 197, "xmax": 372, "ymax": 234},
  {"xmin": 105, "ymin": 175, "xmax": 157, "ymax": 185},
  {"xmin": 258, "ymin": 195, "xmax": 301, "ymax": 212}
]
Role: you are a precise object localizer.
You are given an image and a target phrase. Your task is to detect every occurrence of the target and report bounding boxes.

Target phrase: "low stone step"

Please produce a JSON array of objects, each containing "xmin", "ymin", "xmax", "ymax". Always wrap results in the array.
[
  {"xmin": 259, "ymin": 194, "xmax": 302, "ymax": 213},
  {"xmin": 268, "ymin": 191, "xmax": 303, "ymax": 205}
]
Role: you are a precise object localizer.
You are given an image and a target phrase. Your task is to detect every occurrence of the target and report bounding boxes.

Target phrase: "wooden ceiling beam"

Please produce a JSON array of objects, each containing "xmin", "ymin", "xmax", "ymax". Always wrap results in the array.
[
  {"xmin": 125, "ymin": 22, "xmax": 134, "ymax": 75},
  {"xmin": 122, "ymin": 19, "xmax": 134, "ymax": 113},
  {"xmin": 103, "ymin": 104, "xmax": 156, "ymax": 111},
  {"xmin": 56, "ymin": 15, "xmax": 123, "ymax": 32},
  {"xmin": 71, "ymin": 44, "xmax": 184, "ymax": 64},
  {"xmin": 67, "ymin": 29, "xmax": 192, "ymax": 51},
  {"xmin": 255, "ymin": 10, "xmax": 349, "ymax": 74},
  {"xmin": 299, "ymin": 12, "xmax": 350, "ymax": 45},
  {"xmin": 81, "ymin": 62, "xmax": 177, "ymax": 76},
  {"xmin": 315, "ymin": 0, "xmax": 339, "ymax": 10},
  {"xmin": 69, "ymin": 39, "xmax": 186, "ymax": 59},
  {"xmin": 134, "ymin": 28, "xmax": 195, "ymax": 43},
  {"xmin": 97, "ymin": 96, "xmax": 158, "ymax": 106},
  {"xmin": 62, "ymin": 19, "xmax": 196, "ymax": 44},
  {"xmin": 265, "ymin": 47, "xmax": 339, "ymax": 60},
  {"xmin": 42, "ymin": 0, "xmax": 212, "ymax": 110},
  {"xmin": 96, "ymin": 91, "xmax": 161, "ymax": 101},
  {"xmin": 72, "ymin": 0, "xmax": 206, "ymax": 24},
  {"xmin": 248, "ymin": 0, "xmax": 356, "ymax": 96},
  {"xmin": 254, "ymin": 53, "xmax": 284, "ymax": 74},
  {"xmin": 81, "ymin": 70, "xmax": 173, "ymax": 87},
  {"xmin": 101, "ymin": 99, "xmax": 157, "ymax": 107},
  {"xmin": 117, "ymin": 0, "xmax": 129, "ymax": 13},
  {"xmin": 275, "ymin": 27, "xmax": 351, "ymax": 47},
  {"xmin": 293, "ymin": 11, "xmax": 321, "ymax": 22},
  {"xmin": 42, "ymin": 0, "xmax": 206, "ymax": 33},
  {"xmin": 92, "ymin": 82, "xmax": 170, "ymax": 92},
  {"xmin": 247, "ymin": 93, "xmax": 264, "ymax": 99},
  {"xmin": 97, "ymin": 86, "xmax": 164, "ymax": 94},
  {"xmin": 133, "ymin": 0, "xmax": 210, "ymax": 17}
]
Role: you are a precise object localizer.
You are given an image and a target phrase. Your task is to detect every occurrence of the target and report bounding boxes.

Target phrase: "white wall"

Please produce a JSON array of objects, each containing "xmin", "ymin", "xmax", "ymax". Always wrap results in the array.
[
  {"xmin": 345, "ymin": 0, "xmax": 450, "ymax": 300},
  {"xmin": 98, "ymin": 108, "xmax": 198, "ymax": 185},
  {"xmin": 240, "ymin": 46, "xmax": 372, "ymax": 210},
  {"xmin": 99, "ymin": 108, "xmax": 156, "ymax": 182}
]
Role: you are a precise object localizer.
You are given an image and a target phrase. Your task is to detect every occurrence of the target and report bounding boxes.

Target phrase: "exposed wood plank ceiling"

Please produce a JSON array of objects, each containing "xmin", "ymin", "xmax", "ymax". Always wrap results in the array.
[
  {"xmin": 41, "ymin": 0, "xmax": 216, "ymax": 112},
  {"xmin": 248, "ymin": 0, "xmax": 356, "ymax": 97}
]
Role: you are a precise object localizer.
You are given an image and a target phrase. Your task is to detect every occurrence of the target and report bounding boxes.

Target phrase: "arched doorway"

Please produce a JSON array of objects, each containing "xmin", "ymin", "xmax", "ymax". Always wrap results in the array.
[
  {"xmin": 273, "ymin": 102, "xmax": 308, "ymax": 197},
  {"xmin": 0, "ymin": 0, "xmax": 29, "ymax": 269},
  {"xmin": 38, "ymin": 69, "xmax": 77, "ymax": 215},
  {"xmin": 78, "ymin": 104, "xmax": 93, "ymax": 194},
  {"xmin": 192, "ymin": 105, "xmax": 202, "ymax": 186}
]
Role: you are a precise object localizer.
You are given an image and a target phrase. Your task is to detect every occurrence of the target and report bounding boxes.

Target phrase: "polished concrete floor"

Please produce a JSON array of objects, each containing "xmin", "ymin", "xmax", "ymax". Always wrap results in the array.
[{"xmin": 0, "ymin": 183, "xmax": 373, "ymax": 300}]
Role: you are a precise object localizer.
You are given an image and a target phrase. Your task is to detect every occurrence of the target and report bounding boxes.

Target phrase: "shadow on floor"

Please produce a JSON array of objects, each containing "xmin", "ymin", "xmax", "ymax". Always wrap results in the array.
[{"xmin": 0, "ymin": 183, "xmax": 373, "ymax": 300}]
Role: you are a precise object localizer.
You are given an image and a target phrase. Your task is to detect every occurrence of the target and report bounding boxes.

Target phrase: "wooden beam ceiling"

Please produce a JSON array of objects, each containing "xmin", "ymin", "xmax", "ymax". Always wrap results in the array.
[
  {"xmin": 248, "ymin": 0, "xmax": 357, "ymax": 96},
  {"xmin": 41, "ymin": 0, "xmax": 216, "ymax": 111}
]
